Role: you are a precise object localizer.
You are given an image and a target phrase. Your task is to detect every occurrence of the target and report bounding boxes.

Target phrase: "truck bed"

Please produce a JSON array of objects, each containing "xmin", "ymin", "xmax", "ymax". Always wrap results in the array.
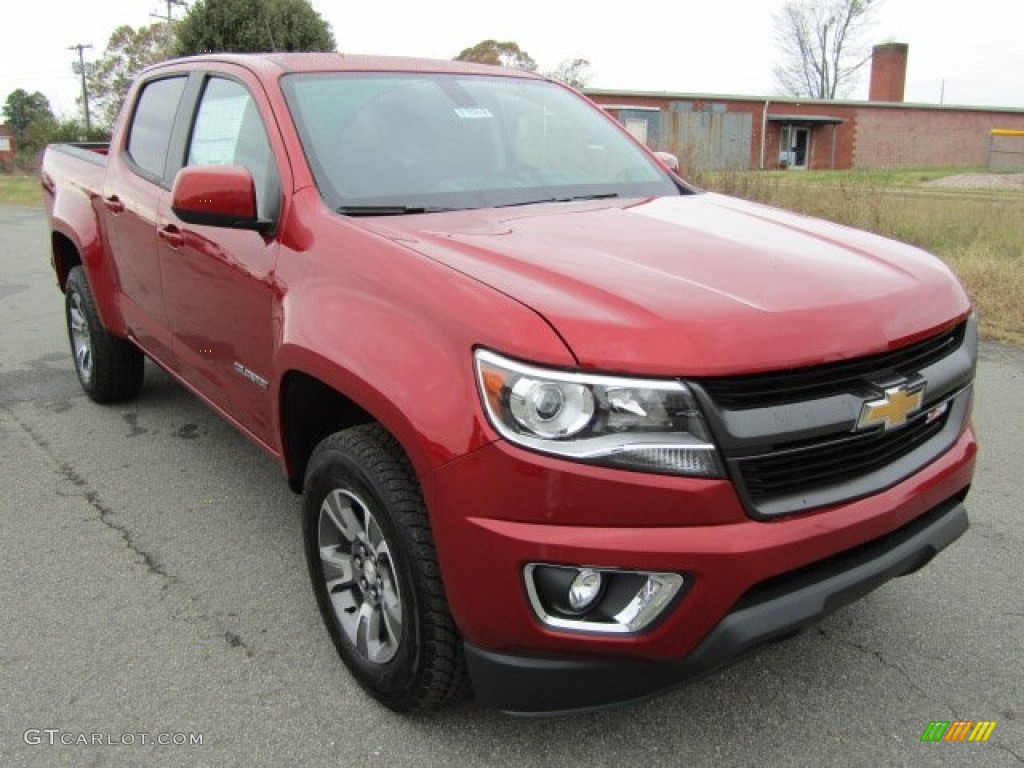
[{"xmin": 41, "ymin": 143, "xmax": 109, "ymax": 214}]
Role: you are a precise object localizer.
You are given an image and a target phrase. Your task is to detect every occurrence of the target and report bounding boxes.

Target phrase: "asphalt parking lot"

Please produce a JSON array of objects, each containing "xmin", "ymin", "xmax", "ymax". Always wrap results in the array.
[{"xmin": 1, "ymin": 203, "xmax": 1021, "ymax": 767}]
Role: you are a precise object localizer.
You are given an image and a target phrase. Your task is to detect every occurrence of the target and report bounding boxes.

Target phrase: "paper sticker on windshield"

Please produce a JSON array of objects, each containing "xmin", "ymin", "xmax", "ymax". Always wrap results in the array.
[{"xmin": 454, "ymin": 108, "xmax": 493, "ymax": 120}]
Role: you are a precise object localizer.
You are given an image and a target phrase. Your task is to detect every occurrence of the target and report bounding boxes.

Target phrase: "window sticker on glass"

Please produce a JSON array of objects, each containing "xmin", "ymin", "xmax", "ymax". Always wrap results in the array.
[
  {"xmin": 454, "ymin": 107, "xmax": 493, "ymax": 120},
  {"xmin": 190, "ymin": 93, "xmax": 249, "ymax": 165}
]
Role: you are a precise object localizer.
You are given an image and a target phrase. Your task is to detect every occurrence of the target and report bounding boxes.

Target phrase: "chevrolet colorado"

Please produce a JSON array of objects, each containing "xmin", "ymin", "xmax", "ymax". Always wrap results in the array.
[{"xmin": 41, "ymin": 53, "xmax": 977, "ymax": 714}]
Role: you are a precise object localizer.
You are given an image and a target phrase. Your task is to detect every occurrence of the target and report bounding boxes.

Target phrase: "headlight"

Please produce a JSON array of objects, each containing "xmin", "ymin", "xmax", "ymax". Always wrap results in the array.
[{"xmin": 474, "ymin": 349, "xmax": 723, "ymax": 477}]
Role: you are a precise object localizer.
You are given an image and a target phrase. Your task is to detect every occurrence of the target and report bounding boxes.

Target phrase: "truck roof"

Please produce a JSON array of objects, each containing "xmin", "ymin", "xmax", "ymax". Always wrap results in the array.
[{"xmin": 144, "ymin": 52, "xmax": 543, "ymax": 80}]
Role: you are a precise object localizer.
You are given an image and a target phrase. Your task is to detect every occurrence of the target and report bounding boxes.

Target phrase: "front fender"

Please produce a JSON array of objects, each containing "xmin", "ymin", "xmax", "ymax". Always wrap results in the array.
[
  {"xmin": 270, "ymin": 202, "xmax": 575, "ymax": 479},
  {"xmin": 273, "ymin": 271, "xmax": 572, "ymax": 480}
]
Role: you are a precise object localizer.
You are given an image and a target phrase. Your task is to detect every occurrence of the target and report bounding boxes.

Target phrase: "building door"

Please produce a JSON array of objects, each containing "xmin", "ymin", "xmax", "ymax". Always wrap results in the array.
[
  {"xmin": 624, "ymin": 118, "xmax": 649, "ymax": 144},
  {"xmin": 781, "ymin": 126, "xmax": 811, "ymax": 169},
  {"xmin": 617, "ymin": 109, "xmax": 660, "ymax": 147}
]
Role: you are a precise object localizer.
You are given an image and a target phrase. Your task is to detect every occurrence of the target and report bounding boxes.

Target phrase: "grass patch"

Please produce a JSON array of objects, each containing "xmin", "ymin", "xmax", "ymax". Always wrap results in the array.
[
  {"xmin": 694, "ymin": 169, "xmax": 1024, "ymax": 345},
  {"xmin": 754, "ymin": 167, "xmax": 975, "ymax": 188},
  {"xmin": 0, "ymin": 174, "xmax": 43, "ymax": 207}
]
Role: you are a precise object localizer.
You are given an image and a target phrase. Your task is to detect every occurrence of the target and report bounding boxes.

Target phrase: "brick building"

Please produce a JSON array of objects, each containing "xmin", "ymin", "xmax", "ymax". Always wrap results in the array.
[
  {"xmin": 587, "ymin": 44, "xmax": 1024, "ymax": 172},
  {"xmin": 0, "ymin": 124, "xmax": 14, "ymax": 166}
]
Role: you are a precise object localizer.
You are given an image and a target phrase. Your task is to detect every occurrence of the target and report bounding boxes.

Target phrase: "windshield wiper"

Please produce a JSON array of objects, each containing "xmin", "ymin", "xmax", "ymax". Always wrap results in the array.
[
  {"xmin": 495, "ymin": 192, "xmax": 620, "ymax": 209},
  {"xmin": 336, "ymin": 205, "xmax": 459, "ymax": 216},
  {"xmin": 339, "ymin": 193, "xmax": 619, "ymax": 216}
]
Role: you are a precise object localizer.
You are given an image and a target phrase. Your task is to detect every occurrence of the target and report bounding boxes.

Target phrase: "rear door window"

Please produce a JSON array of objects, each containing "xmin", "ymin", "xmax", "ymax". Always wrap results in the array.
[{"xmin": 127, "ymin": 76, "xmax": 187, "ymax": 181}]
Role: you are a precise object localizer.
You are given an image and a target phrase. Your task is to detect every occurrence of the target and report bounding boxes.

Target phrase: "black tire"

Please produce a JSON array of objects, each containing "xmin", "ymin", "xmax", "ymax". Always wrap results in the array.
[
  {"xmin": 65, "ymin": 266, "xmax": 144, "ymax": 403},
  {"xmin": 302, "ymin": 424, "xmax": 466, "ymax": 712}
]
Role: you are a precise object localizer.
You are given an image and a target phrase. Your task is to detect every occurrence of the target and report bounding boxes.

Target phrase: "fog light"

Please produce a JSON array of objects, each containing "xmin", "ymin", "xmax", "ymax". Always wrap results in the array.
[
  {"xmin": 614, "ymin": 573, "xmax": 681, "ymax": 631},
  {"xmin": 525, "ymin": 563, "xmax": 687, "ymax": 634},
  {"xmin": 568, "ymin": 568, "xmax": 603, "ymax": 612}
]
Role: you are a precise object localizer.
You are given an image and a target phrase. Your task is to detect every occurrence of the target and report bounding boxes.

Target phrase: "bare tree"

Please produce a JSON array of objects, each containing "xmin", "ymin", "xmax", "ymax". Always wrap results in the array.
[
  {"xmin": 773, "ymin": 0, "xmax": 879, "ymax": 99},
  {"xmin": 546, "ymin": 58, "xmax": 592, "ymax": 90}
]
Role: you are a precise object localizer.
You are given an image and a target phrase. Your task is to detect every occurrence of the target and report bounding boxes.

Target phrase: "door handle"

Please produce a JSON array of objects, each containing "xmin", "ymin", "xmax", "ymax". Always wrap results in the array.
[
  {"xmin": 158, "ymin": 224, "xmax": 185, "ymax": 249},
  {"xmin": 102, "ymin": 195, "xmax": 124, "ymax": 214}
]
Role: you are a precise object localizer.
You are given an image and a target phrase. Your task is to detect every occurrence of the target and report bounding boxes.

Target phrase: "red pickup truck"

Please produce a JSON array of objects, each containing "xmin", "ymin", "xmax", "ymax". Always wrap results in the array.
[{"xmin": 41, "ymin": 53, "xmax": 977, "ymax": 714}]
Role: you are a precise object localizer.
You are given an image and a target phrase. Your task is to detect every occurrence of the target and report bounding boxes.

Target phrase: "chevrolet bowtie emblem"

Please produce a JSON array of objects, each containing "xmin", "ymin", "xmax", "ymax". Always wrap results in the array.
[{"xmin": 856, "ymin": 384, "xmax": 925, "ymax": 431}]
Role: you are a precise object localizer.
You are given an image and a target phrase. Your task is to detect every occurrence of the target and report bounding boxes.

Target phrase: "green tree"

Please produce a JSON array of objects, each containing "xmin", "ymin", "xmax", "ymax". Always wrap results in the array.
[
  {"xmin": 87, "ymin": 23, "xmax": 175, "ymax": 128},
  {"xmin": 48, "ymin": 117, "xmax": 110, "ymax": 144},
  {"xmin": 2, "ymin": 89, "xmax": 55, "ymax": 151},
  {"xmin": 774, "ymin": 0, "xmax": 878, "ymax": 99},
  {"xmin": 454, "ymin": 40, "xmax": 537, "ymax": 71},
  {"xmin": 175, "ymin": 0, "xmax": 335, "ymax": 56},
  {"xmin": 546, "ymin": 58, "xmax": 592, "ymax": 89}
]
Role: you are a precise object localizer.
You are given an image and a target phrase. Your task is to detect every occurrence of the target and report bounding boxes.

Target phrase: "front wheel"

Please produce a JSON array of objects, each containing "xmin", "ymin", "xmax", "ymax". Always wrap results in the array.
[
  {"xmin": 65, "ymin": 266, "xmax": 144, "ymax": 403},
  {"xmin": 302, "ymin": 424, "xmax": 466, "ymax": 712}
]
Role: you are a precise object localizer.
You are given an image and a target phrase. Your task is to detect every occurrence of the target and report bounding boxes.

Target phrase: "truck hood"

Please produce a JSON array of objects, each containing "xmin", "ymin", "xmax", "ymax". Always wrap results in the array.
[{"xmin": 363, "ymin": 193, "xmax": 970, "ymax": 377}]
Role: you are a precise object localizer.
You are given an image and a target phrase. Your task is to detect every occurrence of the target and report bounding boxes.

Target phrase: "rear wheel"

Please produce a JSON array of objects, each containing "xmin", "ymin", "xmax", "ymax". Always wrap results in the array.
[
  {"xmin": 303, "ymin": 424, "xmax": 466, "ymax": 712},
  {"xmin": 65, "ymin": 266, "xmax": 144, "ymax": 403}
]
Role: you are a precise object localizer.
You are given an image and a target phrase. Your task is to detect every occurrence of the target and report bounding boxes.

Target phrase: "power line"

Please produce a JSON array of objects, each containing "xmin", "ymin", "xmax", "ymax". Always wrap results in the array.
[{"xmin": 68, "ymin": 43, "xmax": 93, "ymax": 132}]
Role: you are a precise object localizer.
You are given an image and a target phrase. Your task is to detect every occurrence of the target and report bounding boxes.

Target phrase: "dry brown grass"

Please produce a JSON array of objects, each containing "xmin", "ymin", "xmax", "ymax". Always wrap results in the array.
[
  {"xmin": 948, "ymin": 256, "xmax": 1023, "ymax": 345},
  {"xmin": 694, "ymin": 169, "xmax": 1024, "ymax": 345}
]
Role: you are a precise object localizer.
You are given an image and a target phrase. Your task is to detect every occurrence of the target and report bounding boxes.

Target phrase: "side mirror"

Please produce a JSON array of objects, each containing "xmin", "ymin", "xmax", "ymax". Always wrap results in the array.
[
  {"xmin": 171, "ymin": 164, "xmax": 271, "ymax": 232},
  {"xmin": 653, "ymin": 151, "xmax": 679, "ymax": 172}
]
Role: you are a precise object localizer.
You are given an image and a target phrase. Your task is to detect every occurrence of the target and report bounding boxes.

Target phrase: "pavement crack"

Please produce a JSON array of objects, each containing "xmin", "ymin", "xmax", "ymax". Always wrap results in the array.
[
  {"xmin": 4, "ymin": 403, "xmax": 174, "ymax": 585},
  {"xmin": 755, "ymin": 660, "xmax": 791, "ymax": 704},
  {"xmin": 60, "ymin": 461, "xmax": 174, "ymax": 583},
  {"xmin": 3, "ymin": 403, "xmax": 51, "ymax": 449},
  {"xmin": 817, "ymin": 628, "xmax": 958, "ymax": 715},
  {"xmin": 994, "ymin": 745, "xmax": 1024, "ymax": 765},
  {"xmin": 4, "ymin": 403, "xmax": 264, "ymax": 662}
]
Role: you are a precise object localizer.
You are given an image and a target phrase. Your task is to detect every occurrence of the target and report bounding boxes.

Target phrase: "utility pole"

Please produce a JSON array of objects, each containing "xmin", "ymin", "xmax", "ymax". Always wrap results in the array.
[
  {"xmin": 68, "ymin": 43, "xmax": 94, "ymax": 133},
  {"xmin": 150, "ymin": 0, "xmax": 186, "ymax": 22}
]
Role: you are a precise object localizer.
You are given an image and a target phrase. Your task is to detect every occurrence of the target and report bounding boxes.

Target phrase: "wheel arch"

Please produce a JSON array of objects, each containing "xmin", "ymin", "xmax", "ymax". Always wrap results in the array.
[
  {"xmin": 279, "ymin": 369, "xmax": 377, "ymax": 492},
  {"xmin": 51, "ymin": 231, "xmax": 83, "ymax": 291},
  {"xmin": 48, "ymin": 201, "xmax": 128, "ymax": 335},
  {"xmin": 274, "ymin": 327, "xmax": 496, "ymax": 496}
]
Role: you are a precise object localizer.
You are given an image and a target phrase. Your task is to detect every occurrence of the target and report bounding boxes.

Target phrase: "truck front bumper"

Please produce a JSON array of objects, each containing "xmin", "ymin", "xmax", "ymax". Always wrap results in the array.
[
  {"xmin": 424, "ymin": 427, "xmax": 975, "ymax": 714},
  {"xmin": 464, "ymin": 496, "xmax": 967, "ymax": 714}
]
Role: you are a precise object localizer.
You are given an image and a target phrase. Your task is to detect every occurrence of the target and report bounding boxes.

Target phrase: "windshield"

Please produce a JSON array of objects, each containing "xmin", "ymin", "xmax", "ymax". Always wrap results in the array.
[{"xmin": 281, "ymin": 72, "xmax": 680, "ymax": 213}]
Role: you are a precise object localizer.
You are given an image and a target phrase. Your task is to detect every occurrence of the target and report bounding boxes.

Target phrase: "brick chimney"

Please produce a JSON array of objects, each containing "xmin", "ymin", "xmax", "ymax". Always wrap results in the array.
[{"xmin": 869, "ymin": 43, "xmax": 909, "ymax": 102}]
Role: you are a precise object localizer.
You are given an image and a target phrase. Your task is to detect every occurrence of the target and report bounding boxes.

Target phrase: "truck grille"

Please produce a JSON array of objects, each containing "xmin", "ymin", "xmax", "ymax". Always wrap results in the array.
[
  {"xmin": 692, "ymin": 319, "xmax": 975, "ymax": 518},
  {"xmin": 698, "ymin": 323, "xmax": 965, "ymax": 409},
  {"xmin": 739, "ymin": 408, "xmax": 949, "ymax": 503}
]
